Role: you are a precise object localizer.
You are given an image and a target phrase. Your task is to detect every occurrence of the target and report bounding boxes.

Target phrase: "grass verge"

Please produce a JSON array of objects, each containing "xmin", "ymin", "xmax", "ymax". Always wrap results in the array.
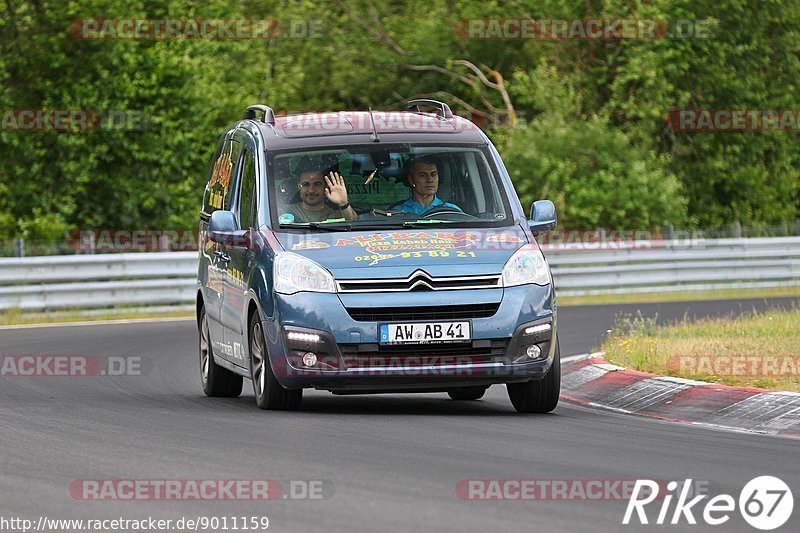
[
  {"xmin": 602, "ymin": 307, "xmax": 800, "ymax": 392},
  {"xmin": 0, "ymin": 307, "xmax": 193, "ymax": 326},
  {"xmin": 558, "ymin": 285, "xmax": 800, "ymax": 306}
]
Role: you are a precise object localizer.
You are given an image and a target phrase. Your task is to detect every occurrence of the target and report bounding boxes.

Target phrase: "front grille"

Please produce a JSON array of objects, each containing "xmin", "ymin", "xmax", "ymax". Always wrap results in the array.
[
  {"xmin": 337, "ymin": 270, "xmax": 501, "ymax": 293},
  {"xmin": 340, "ymin": 340, "xmax": 508, "ymax": 369},
  {"xmin": 346, "ymin": 303, "xmax": 500, "ymax": 322}
]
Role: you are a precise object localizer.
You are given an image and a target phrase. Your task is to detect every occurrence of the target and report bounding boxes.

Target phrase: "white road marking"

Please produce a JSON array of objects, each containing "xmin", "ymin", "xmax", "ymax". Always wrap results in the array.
[{"xmin": 561, "ymin": 351, "xmax": 603, "ymax": 364}]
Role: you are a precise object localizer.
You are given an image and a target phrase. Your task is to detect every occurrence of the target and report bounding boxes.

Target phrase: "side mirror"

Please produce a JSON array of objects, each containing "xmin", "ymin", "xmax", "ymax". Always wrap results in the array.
[
  {"xmin": 528, "ymin": 200, "xmax": 557, "ymax": 235},
  {"xmin": 209, "ymin": 210, "xmax": 248, "ymax": 246}
]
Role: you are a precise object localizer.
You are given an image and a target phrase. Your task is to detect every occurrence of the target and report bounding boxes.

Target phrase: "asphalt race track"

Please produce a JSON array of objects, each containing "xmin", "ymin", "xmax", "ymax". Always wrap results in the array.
[{"xmin": 1, "ymin": 297, "xmax": 798, "ymax": 532}]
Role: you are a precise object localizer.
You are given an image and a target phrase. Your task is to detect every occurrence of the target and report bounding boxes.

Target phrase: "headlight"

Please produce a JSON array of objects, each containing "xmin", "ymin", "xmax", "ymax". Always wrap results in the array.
[
  {"xmin": 274, "ymin": 252, "xmax": 336, "ymax": 295},
  {"xmin": 502, "ymin": 244, "xmax": 551, "ymax": 287}
]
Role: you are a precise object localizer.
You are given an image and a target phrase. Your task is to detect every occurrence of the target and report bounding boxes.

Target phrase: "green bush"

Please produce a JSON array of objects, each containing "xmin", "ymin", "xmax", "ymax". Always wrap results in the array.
[
  {"xmin": 493, "ymin": 115, "xmax": 688, "ymax": 230},
  {"xmin": 1, "ymin": 0, "xmax": 797, "ymax": 234},
  {"xmin": 18, "ymin": 210, "xmax": 69, "ymax": 241}
]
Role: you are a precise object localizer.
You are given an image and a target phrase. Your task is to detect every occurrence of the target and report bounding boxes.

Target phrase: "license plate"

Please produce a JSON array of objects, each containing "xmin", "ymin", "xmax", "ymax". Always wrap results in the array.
[{"xmin": 380, "ymin": 321, "xmax": 471, "ymax": 344}]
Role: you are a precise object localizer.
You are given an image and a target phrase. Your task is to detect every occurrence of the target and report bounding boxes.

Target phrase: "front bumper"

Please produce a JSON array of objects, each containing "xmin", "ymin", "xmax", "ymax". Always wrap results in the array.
[{"xmin": 263, "ymin": 284, "xmax": 556, "ymax": 391}]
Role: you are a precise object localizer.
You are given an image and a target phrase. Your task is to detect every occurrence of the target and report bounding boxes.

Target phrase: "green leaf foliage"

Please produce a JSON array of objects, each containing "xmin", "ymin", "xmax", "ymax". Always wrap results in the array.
[{"xmin": 0, "ymin": 0, "xmax": 797, "ymax": 237}]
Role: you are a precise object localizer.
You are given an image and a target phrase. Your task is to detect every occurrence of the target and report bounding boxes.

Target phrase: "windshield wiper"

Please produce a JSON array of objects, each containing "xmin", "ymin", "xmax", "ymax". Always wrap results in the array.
[
  {"xmin": 280, "ymin": 219, "xmax": 454, "ymax": 231},
  {"xmin": 279, "ymin": 221, "xmax": 352, "ymax": 232},
  {"xmin": 402, "ymin": 219, "xmax": 453, "ymax": 227}
]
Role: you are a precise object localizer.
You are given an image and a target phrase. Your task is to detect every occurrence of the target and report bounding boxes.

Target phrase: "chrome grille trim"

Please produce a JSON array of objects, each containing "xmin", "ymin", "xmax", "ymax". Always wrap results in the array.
[{"xmin": 336, "ymin": 269, "xmax": 501, "ymax": 293}]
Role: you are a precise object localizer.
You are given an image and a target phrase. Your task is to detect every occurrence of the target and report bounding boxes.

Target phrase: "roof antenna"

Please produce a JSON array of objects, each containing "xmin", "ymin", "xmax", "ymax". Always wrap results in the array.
[{"xmin": 368, "ymin": 107, "xmax": 380, "ymax": 142}]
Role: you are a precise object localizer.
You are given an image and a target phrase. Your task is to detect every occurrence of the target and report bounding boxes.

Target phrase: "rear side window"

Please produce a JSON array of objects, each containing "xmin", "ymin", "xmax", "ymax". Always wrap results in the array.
[{"xmin": 202, "ymin": 139, "xmax": 241, "ymax": 216}]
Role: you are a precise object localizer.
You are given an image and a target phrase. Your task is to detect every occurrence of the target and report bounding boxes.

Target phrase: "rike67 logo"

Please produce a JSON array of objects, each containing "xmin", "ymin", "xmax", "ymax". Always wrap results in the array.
[{"xmin": 624, "ymin": 476, "xmax": 794, "ymax": 530}]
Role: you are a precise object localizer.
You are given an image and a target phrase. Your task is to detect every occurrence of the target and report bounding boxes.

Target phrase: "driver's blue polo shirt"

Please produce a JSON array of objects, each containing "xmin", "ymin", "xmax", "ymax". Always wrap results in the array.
[{"xmin": 394, "ymin": 196, "xmax": 461, "ymax": 215}]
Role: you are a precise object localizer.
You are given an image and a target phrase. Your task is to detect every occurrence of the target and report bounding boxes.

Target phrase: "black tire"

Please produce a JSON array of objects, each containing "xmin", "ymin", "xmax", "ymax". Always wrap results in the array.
[
  {"xmin": 506, "ymin": 337, "xmax": 560, "ymax": 413},
  {"xmin": 199, "ymin": 307, "xmax": 243, "ymax": 398},
  {"xmin": 249, "ymin": 313, "xmax": 302, "ymax": 410},
  {"xmin": 447, "ymin": 386, "xmax": 487, "ymax": 401}
]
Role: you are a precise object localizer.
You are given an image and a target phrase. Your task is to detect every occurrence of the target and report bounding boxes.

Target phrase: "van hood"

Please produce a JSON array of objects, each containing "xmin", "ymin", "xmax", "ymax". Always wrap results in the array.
[{"xmin": 273, "ymin": 227, "xmax": 531, "ymax": 279}]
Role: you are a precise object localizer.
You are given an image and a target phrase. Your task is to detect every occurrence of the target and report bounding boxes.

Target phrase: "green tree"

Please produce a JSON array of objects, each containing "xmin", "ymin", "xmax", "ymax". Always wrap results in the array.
[{"xmin": 1, "ymin": 0, "xmax": 797, "ymax": 240}]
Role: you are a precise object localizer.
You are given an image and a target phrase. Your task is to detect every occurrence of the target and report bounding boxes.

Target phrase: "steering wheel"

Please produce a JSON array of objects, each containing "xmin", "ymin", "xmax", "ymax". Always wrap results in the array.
[{"xmin": 421, "ymin": 206, "xmax": 478, "ymax": 219}]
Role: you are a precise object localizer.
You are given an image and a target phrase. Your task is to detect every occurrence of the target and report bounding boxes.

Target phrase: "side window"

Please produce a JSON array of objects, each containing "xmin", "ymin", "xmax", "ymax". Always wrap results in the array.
[
  {"xmin": 203, "ymin": 138, "xmax": 241, "ymax": 215},
  {"xmin": 201, "ymin": 140, "xmax": 223, "ymax": 217},
  {"xmin": 237, "ymin": 150, "xmax": 256, "ymax": 229}
]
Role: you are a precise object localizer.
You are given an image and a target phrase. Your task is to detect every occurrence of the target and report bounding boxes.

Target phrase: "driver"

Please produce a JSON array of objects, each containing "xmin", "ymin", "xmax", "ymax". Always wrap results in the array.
[{"xmin": 392, "ymin": 156, "xmax": 461, "ymax": 215}]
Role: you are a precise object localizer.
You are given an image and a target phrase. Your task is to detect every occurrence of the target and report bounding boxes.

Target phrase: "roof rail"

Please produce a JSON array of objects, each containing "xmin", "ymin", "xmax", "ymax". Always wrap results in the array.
[
  {"xmin": 243, "ymin": 105, "xmax": 275, "ymax": 125},
  {"xmin": 407, "ymin": 99, "xmax": 453, "ymax": 119}
]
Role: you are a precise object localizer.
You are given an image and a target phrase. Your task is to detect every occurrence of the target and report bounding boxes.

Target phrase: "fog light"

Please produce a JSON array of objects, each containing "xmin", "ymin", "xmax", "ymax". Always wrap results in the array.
[
  {"xmin": 302, "ymin": 352, "xmax": 318, "ymax": 367},
  {"xmin": 526, "ymin": 344, "xmax": 542, "ymax": 359}
]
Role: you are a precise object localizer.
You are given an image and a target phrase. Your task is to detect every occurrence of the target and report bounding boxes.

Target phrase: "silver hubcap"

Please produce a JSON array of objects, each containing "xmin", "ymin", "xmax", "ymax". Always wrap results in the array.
[
  {"xmin": 200, "ymin": 315, "xmax": 210, "ymax": 384},
  {"xmin": 251, "ymin": 322, "xmax": 265, "ymax": 397}
]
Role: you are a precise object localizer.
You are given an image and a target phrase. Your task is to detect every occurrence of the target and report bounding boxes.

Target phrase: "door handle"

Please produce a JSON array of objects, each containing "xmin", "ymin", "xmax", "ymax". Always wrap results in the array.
[{"xmin": 214, "ymin": 251, "xmax": 231, "ymax": 262}]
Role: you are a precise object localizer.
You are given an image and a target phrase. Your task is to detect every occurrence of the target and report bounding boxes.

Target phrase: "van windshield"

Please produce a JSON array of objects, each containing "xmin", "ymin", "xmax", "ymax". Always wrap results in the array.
[{"xmin": 268, "ymin": 144, "xmax": 513, "ymax": 230}]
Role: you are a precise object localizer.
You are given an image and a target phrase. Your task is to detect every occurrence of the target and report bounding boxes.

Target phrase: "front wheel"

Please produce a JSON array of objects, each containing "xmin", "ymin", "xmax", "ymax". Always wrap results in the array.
[
  {"xmin": 199, "ymin": 307, "xmax": 243, "ymax": 398},
  {"xmin": 506, "ymin": 338, "xmax": 560, "ymax": 413},
  {"xmin": 249, "ymin": 313, "xmax": 302, "ymax": 410}
]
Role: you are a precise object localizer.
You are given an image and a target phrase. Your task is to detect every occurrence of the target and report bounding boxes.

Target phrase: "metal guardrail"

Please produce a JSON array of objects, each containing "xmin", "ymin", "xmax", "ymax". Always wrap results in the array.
[
  {"xmin": 0, "ymin": 238, "xmax": 798, "ymax": 311},
  {"xmin": 544, "ymin": 237, "xmax": 800, "ymax": 295},
  {"xmin": 0, "ymin": 253, "xmax": 197, "ymax": 311}
]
